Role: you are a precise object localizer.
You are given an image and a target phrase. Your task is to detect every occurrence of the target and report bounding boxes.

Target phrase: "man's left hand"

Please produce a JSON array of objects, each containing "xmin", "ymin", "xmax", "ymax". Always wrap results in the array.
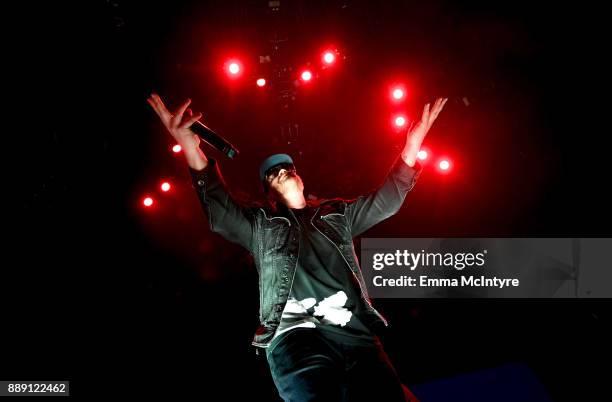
[{"xmin": 401, "ymin": 97, "xmax": 448, "ymax": 167}]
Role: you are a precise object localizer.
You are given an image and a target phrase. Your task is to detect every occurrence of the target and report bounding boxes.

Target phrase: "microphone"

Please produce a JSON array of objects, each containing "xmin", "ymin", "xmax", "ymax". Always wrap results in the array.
[{"xmin": 189, "ymin": 120, "xmax": 239, "ymax": 159}]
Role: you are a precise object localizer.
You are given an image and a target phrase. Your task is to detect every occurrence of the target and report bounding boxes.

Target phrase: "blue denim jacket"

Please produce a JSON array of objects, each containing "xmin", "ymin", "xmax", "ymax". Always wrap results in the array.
[{"xmin": 190, "ymin": 155, "xmax": 421, "ymax": 348}]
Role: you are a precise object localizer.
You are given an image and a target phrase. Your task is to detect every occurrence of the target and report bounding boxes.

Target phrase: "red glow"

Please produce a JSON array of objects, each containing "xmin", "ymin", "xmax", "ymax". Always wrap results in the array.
[
  {"xmin": 143, "ymin": 197, "xmax": 154, "ymax": 207},
  {"xmin": 323, "ymin": 51, "xmax": 335, "ymax": 64},
  {"xmin": 301, "ymin": 70, "xmax": 313, "ymax": 81},
  {"xmin": 394, "ymin": 116, "xmax": 407, "ymax": 127},
  {"xmin": 172, "ymin": 144, "xmax": 182, "ymax": 153},
  {"xmin": 228, "ymin": 62, "xmax": 240, "ymax": 74},
  {"xmin": 388, "ymin": 83, "xmax": 408, "ymax": 102},
  {"xmin": 224, "ymin": 59, "xmax": 244, "ymax": 78},
  {"xmin": 161, "ymin": 182, "xmax": 171, "ymax": 192},
  {"xmin": 256, "ymin": 78, "xmax": 266, "ymax": 87},
  {"xmin": 417, "ymin": 150, "xmax": 428, "ymax": 160}
]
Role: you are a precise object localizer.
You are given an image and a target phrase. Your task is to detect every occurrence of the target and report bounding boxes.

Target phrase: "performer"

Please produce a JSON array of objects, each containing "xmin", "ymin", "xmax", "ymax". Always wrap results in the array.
[{"xmin": 148, "ymin": 93, "xmax": 447, "ymax": 401}]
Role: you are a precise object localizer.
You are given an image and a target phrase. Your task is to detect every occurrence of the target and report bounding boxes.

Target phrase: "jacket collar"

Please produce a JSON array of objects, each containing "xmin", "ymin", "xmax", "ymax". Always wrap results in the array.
[{"xmin": 267, "ymin": 198, "xmax": 322, "ymax": 218}]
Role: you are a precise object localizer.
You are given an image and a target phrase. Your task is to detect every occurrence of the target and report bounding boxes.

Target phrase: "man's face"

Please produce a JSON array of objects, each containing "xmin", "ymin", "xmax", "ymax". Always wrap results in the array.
[{"xmin": 265, "ymin": 163, "xmax": 304, "ymax": 198}]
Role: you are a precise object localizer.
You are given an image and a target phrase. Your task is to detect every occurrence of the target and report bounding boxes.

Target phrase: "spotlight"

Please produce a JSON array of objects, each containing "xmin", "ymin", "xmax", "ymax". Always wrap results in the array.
[
  {"xmin": 417, "ymin": 150, "xmax": 428, "ymax": 161},
  {"xmin": 256, "ymin": 78, "xmax": 266, "ymax": 87},
  {"xmin": 300, "ymin": 70, "xmax": 312, "ymax": 81},
  {"xmin": 394, "ymin": 116, "xmax": 407, "ymax": 128},
  {"xmin": 323, "ymin": 51, "xmax": 335, "ymax": 65},
  {"xmin": 439, "ymin": 159, "xmax": 451, "ymax": 171},
  {"xmin": 143, "ymin": 197, "xmax": 154, "ymax": 207},
  {"xmin": 228, "ymin": 62, "xmax": 240, "ymax": 75},
  {"xmin": 172, "ymin": 144, "xmax": 182, "ymax": 153},
  {"xmin": 161, "ymin": 182, "xmax": 171, "ymax": 192},
  {"xmin": 224, "ymin": 59, "xmax": 243, "ymax": 78},
  {"xmin": 392, "ymin": 88, "xmax": 404, "ymax": 100}
]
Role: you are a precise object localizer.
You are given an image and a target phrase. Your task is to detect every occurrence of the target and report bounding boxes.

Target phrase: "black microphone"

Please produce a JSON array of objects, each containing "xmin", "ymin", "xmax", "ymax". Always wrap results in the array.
[{"xmin": 189, "ymin": 120, "xmax": 239, "ymax": 159}]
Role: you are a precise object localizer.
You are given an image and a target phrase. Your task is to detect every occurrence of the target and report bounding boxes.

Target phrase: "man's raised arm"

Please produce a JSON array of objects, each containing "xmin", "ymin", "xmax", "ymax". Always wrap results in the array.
[
  {"xmin": 148, "ymin": 94, "xmax": 208, "ymax": 170},
  {"xmin": 346, "ymin": 98, "xmax": 447, "ymax": 237},
  {"xmin": 147, "ymin": 94, "xmax": 254, "ymax": 251}
]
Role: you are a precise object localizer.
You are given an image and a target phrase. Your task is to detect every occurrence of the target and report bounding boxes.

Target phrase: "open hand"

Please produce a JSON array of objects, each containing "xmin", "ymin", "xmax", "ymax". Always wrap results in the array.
[
  {"xmin": 147, "ymin": 93, "xmax": 203, "ymax": 150},
  {"xmin": 402, "ymin": 97, "xmax": 448, "ymax": 166},
  {"xmin": 406, "ymin": 97, "xmax": 448, "ymax": 147}
]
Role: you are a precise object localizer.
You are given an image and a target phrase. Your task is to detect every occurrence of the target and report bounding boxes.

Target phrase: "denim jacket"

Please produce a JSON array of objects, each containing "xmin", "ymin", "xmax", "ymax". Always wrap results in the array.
[{"xmin": 189, "ymin": 155, "xmax": 422, "ymax": 348}]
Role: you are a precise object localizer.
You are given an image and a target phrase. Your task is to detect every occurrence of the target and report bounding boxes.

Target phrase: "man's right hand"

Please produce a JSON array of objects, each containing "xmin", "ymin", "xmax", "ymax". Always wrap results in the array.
[{"xmin": 147, "ymin": 93, "xmax": 208, "ymax": 170}]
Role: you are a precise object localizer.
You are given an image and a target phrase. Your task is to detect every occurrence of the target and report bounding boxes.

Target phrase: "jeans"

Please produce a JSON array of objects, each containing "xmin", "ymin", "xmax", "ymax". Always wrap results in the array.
[{"xmin": 265, "ymin": 328, "xmax": 408, "ymax": 402}]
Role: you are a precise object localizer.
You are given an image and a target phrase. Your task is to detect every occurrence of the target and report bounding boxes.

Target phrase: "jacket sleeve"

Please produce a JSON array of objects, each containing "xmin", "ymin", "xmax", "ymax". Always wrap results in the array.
[
  {"xmin": 189, "ymin": 158, "xmax": 254, "ymax": 252},
  {"xmin": 345, "ymin": 155, "xmax": 422, "ymax": 237}
]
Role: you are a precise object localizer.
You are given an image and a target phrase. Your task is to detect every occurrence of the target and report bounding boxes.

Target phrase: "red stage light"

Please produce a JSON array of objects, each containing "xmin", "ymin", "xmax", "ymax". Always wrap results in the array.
[
  {"xmin": 394, "ymin": 116, "xmax": 407, "ymax": 127},
  {"xmin": 301, "ymin": 70, "xmax": 313, "ymax": 81},
  {"xmin": 417, "ymin": 150, "xmax": 428, "ymax": 160},
  {"xmin": 161, "ymin": 182, "xmax": 171, "ymax": 192},
  {"xmin": 172, "ymin": 144, "xmax": 182, "ymax": 153},
  {"xmin": 256, "ymin": 78, "xmax": 266, "ymax": 87},
  {"xmin": 439, "ymin": 159, "xmax": 451, "ymax": 171},
  {"xmin": 224, "ymin": 59, "xmax": 244, "ymax": 78},
  {"xmin": 143, "ymin": 197, "xmax": 154, "ymax": 207},
  {"xmin": 228, "ymin": 62, "xmax": 240, "ymax": 75},
  {"xmin": 388, "ymin": 83, "xmax": 408, "ymax": 102},
  {"xmin": 323, "ymin": 51, "xmax": 335, "ymax": 64}
]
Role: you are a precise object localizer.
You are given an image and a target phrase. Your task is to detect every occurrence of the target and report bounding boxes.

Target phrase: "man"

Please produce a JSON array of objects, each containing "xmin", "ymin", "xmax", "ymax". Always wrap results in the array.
[{"xmin": 148, "ymin": 93, "xmax": 447, "ymax": 401}]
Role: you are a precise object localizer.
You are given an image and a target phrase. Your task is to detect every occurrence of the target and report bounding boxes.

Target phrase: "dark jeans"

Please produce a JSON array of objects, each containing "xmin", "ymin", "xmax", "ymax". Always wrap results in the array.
[{"xmin": 265, "ymin": 328, "xmax": 407, "ymax": 402}]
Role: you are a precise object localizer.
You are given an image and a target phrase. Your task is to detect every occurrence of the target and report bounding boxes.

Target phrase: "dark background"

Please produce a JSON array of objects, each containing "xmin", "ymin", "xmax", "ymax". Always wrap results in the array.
[{"xmin": 6, "ymin": 0, "xmax": 611, "ymax": 400}]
